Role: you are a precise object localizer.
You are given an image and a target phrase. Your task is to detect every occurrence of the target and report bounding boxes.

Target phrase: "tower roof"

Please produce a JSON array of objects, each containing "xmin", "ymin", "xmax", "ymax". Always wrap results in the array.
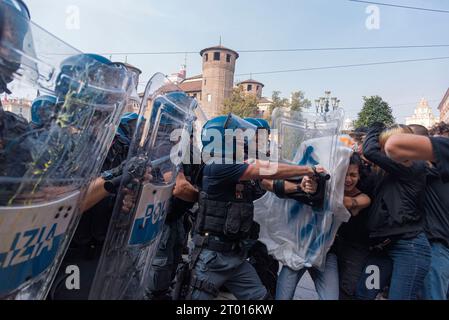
[
  {"xmin": 418, "ymin": 98, "xmax": 430, "ymax": 109},
  {"xmin": 199, "ymin": 45, "xmax": 239, "ymax": 59},
  {"xmin": 237, "ymin": 79, "xmax": 264, "ymax": 87}
]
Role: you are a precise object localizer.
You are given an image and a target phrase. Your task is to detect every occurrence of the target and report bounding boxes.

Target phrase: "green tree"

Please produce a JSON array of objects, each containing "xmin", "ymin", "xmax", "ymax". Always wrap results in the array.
[
  {"xmin": 222, "ymin": 86, "xmax": 259, "ymax": 118},
  {"xmin": 290, "ymin": 91, "xmax": 311, "ymax": 112},
  {"xmin": 354, "ymin": 95, "xmax": 395, "ymax": 128},
  {"xmin": 269, "ymin": 91, "xmax": 289, "ymax": 113}
]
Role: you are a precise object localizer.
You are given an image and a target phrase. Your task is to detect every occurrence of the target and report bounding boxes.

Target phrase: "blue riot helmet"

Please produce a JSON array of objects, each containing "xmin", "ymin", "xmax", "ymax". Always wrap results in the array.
[
  {"xmin": 150, "ymin": 91, "xmax": 197, "ymax": 127},
  {"xmin": 244, "ymin": 117, "xmax": 271, "ymax": 158},
  {"xmin": 54, "ymin": 53, "xmax": 130, "ymax": 128},
  {"xmin": 244, "ymin": 118, "xmax": 270, "ymax": 133},
  {"xmin": 116, "ymin": 112, "xmax": 139, "ymax": 143},
  {"xmin": 55, "ymin": 53, "xmax": 113, "ymax": 99},
  {"xmin": 0, "ymin": 0, "xmax": 32, "ymax": 94},
  {"xmin": 31, "ymin": 95, "xmax": 57, "ymax": 128},
  {"xmin": 102, "ymin": 112, "xmax": 142, "ymax": 171},
  {"xmin": 55, "ymin": 53, "xmax": 130, "ymax": 106},
  {"xmin": 201, "ymin": 113, "xmax": 257, "ymax": 161}
]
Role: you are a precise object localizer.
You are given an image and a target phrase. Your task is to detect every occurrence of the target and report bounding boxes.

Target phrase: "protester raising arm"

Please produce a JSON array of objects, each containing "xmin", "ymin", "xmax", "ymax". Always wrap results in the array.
[
  {"xmin": 362, "ymin": 124, "xmax": 417, "ymax": 177},
  {"xmin": 385, "ymin": 134, "xmax": 449, "ymax": 183},
  {"xmin": 385, "ymin": 134, "xmax": 434, "ymax": 162}
]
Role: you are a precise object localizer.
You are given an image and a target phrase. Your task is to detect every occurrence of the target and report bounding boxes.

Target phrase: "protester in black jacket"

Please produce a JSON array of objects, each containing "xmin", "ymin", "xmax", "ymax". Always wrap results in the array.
[{"xmin": 362, "ymin": 123, "xmax": 431, "ymax": 300}]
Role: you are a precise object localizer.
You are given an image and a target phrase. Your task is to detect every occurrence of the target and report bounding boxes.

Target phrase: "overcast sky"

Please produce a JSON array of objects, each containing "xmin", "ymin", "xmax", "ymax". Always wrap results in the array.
[{"xmin": 26, "ymin": 0, "xmax": 449, "ymax": 122}]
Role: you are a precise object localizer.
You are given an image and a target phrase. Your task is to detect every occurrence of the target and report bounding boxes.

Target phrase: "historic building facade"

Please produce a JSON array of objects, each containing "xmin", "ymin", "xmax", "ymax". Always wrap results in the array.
[
  {"xmin": 405, "ymin": 98, "xmax": 438, "ymax": 129},
  {"xmin": 438, "ymin": 88, "xmax": 449, "ymax": 123}
]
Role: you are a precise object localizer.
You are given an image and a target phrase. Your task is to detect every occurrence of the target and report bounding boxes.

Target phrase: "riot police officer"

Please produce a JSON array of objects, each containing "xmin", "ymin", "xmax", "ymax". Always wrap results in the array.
[
  {"xmin": 146, "ymin": 120, "xmax": 204, "ymax": 300},
  {"xmin": 0, "ymin": 0, "xmax": 32, "ymax": 184},
  {"xmin": 45, "ymin": 54, "xmax": 138, "ymax": 300},
  {"xmin": 188, "ymin": 113, "xmax": 326, "ymax": 300},
  {"xmin": 48, "ymin": 110, "xmax": 139, "ymax": 300},
  {"xmin": 146, "ymin": 165, "xmax": 200, "ymax": 300},
  {"xmin": 242, "ymin": 117, "xmax": 279, "ymax": 298}
]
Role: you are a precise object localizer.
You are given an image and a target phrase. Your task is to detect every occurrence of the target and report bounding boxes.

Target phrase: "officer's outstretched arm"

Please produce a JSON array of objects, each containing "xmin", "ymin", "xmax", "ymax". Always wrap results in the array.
[
  {"xmin": 240, "ymin": 160, "xmax": 326, "ymax": 181},
  {"xmin": 385, "ymin": 134, "xmax": 434, "ymax": 162},
  {"xmin": 80, "ymin": 177, "xmax": 110, "ymax": 213},
  {"xmin": 173, "ymin": 172, "xmax": 198, "ymax": 202},
  {"xmin": 261, "ymin": 177, "xmax": 317, "ymax": 194}
]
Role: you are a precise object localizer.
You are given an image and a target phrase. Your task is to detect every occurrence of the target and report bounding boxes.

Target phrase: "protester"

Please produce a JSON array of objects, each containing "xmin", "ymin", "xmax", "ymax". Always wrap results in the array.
[
  {"xmin": 408, "ymin": 124, "xmax": 429, "ymax": 137},
  {"xmin": 407, "ymin": 125, "xmax": 449, "ymax": 300},
  {"xmin": 336, "ymin": 153, "xmax": 372, "ymax": 300},
  {"xmin": 429, "ymin": 122, "xmax": 449, "ymax": 138},
  {"xmin": 362, "ymin": 124, "xmax": 431, "ymax": 300}
]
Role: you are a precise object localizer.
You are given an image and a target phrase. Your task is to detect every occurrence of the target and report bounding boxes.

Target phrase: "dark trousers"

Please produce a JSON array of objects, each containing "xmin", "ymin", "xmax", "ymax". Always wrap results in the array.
[{"xmin": 336, "ymin": 238, "xmax": 371, "ymax": 300}]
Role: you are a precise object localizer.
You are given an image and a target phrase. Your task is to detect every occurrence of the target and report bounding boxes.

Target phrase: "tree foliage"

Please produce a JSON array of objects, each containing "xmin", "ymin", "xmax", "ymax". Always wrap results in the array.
[
  {"xmin": 290, "ymin": 91, "xmax": 311, "ymax": 112},
  {"xmin": 354, "ymin": 95, "xmax": 395, "ymax": 128},
  {"xmin": 269, "ymin": 91, "xmax": 289, "ymax": 113},
  {"xmin": 222, "ymin": 86, "xmax": 259, "ymax": 118}
]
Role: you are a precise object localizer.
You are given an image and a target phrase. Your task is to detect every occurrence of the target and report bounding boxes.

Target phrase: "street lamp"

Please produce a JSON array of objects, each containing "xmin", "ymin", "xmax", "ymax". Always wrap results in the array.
[
  {"xmin": 315, "ymin": 91, "xmax": 340, "ymax": 114},
  {"xmin": 314, "ymin": 99, "xmax": 321, "ymax": 114}
]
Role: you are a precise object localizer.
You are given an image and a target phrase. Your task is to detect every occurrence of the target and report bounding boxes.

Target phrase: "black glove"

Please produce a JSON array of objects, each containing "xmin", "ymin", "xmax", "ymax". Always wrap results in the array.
[
  {"xmin": 273, "ymin": 173, "xmax": 328, "ymax": 210},
  {"xmin": 101, "ymin": 161, "xmax": 127, "ymax": 193}
]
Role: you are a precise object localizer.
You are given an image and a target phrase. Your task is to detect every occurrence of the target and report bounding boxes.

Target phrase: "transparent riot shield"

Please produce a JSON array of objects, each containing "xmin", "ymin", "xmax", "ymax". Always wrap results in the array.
[
  {"xmin": 0, "ymin": 2, "xmax": 133, "ymax": 299},
  {"xmin": 89, "ymin": 73, "xmax": 197, "ymax": 300},
  {"xmin": 254, "ymin": 107, "xmax": 351, "ymax": 271}
]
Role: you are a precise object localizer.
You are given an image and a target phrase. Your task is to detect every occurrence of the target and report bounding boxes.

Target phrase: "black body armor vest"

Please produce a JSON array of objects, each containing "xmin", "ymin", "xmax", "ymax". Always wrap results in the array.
[{"xmin": 194, "ymin": 180, "xmax": 262, "ymax": 241}]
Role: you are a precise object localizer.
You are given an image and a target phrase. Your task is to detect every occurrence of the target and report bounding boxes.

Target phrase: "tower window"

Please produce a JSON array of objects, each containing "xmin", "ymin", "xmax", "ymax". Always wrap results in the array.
[
  {"xmin": 207, "ymin": 94, "xmax": 212, "ymax": 102},
  {"xmin": 204, "ymin": 53, "xmax": 208, "ymax": 62},
  {"xmin": 226, "ymin": 54, "xmax": 231, "ymax": 63},
  {"xmin": 247, "ymin": 84, "xmax": 253, "ymax": 91},
  {"xmin": 257, "ymin": 85, "xmax": 260, "ymax": 91},
  {"xmin": 214, "ymin": 52, "xmax": 220, "ymax": 61},
  {"xmin": 204, "ymin": 79, "xmax": 207, "ymax": 85}
]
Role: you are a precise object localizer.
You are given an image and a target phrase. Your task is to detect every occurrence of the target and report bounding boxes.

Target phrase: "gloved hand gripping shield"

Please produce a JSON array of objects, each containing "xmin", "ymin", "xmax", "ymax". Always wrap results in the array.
[
  {"xmin": 0, "ymin": 0, "xmax": 133, "ymax": 299},
  {"xmin": 254, "ymin": 107, "xmax": 351, "ymax": 271},
  {"xmin": 89, "ymin": 73, "xmax": 197, "ymax": 300}
]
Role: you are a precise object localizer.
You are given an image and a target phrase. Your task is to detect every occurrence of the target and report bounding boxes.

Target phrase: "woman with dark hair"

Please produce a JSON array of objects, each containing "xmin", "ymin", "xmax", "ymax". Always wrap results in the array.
[
  {"xmin": 362, "ymin": 124, "xmax": 431, "ymax": 300},
  {"xmin": 336, "ymin": 153, "xmax": 373, "ymax": 299}
]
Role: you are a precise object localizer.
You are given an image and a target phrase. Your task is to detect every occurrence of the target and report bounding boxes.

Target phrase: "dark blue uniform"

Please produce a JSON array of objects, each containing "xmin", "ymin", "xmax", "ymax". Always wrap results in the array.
[{"xmin": 188, "ymin": 163, "xmax": 267, "ymax": 300}]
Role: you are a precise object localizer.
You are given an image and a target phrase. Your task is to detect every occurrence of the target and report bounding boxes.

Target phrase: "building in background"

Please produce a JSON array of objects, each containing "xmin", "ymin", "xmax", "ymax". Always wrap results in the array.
[
  {"xmin": 179, "ymin": 74, "xmax": 203, "ymax": 100},
  {"xmin": 405, "ymin": 98, "xmax": 438, "ymax": 129},
  {"xmin": 237, "ymin": 79, "xmax": 264, "ymax": 99},
  {"xmin": 438, "ymin": 88, "xmax": 449, "ymax": 123},
  {"xmin": 119, "ymin": 62, "xmax": 142, "ymax": 113},
  {"xmin": 2, "ymin": 96, "xmax": 32, "ymax": 121},
  {"xmin": 256, "ymin": 97, "xmax": 273, "ymax": 119},
  {"xmin": 167, "ymin": 64, "xmax": 186, "ymax": 85},
  {"xmin": 199, "ymin": 45, "xmax": 239, "ymax": 118},
  {"xmin": 178, "ymin": 45, "xmax": 273, "ymax": 119},
  {"xmin": 343, "ymin": 118, "xmax": 355, "ymax": 131}
]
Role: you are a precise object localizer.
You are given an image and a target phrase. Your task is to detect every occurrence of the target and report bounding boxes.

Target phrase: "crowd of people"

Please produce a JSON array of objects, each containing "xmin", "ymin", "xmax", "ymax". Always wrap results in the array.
[{"xmin": 1, "ymin": 0, "xmax": 449, "ymax": 301}]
